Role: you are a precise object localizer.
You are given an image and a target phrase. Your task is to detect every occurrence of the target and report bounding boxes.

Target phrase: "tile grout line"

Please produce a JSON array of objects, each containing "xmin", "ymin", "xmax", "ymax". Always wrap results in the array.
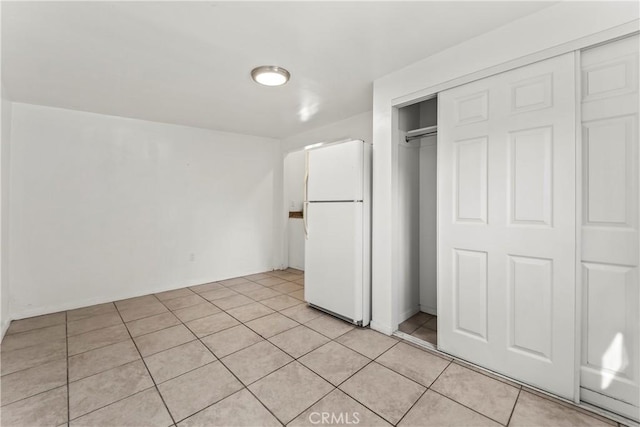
[
  {"xmin": 404, "ymin": 341, "xmax": 517, "ymax": 426},
  {"xmin": 331, "ymin": 330, "xmax": 400, "ymax": 360},
  {"xmin": 369, "ymin": 341, "xmax": 443, "ymax": 389},
  {"xmin": 375, "ymin": 344, "xmax": 456, "ymax": 391},
  {"xmin": 175, "ymin": 290, "xmax": 359, "ymax": 425},
  {"xmin": 402, "ymin": 342, "xmax": 551, "ymax": 424},
  {"xmin": 111, "ymin": 297, "xmax": 178, "ymax": 427},
  {"xmin": 2, "ymin": 319, "xmax": 66, "ymax": 338},
  {"xmin": 7, "ymin": 297, "xmax": 442, "ymax": 426},
  {"xmin": 71, "ymin": 386, "xmax": 163, "ymax": 425},
  {"xmin": 425, "ymin": 351, "xmax": 520, "ymax": 425},
  {"xmin": 5, "ymin": 273, "xmax": 620, "ymax": 427},
  {"xmin": 505, "ymin": 387, "xmax": 523, "ymax": 426},
  {"xmin": 67, "ymin": 335, "xmax": 131, "ymax": 358},
  {"xmin": 429, "ymin": 388, "xmax": 510, "ymax": 426},
  {"xmin": 5, "ymin": 273, "xmax": 386, "ymax": 426},
  {"xmin": 395, "ymin": 332, "xmax": 524, "ymax": 392},
  {"xmin": 257, "ymin": 328, "xmax": 400, "ymax": 424},
  {"xmin": 214, "ymin": 340, "xmax": 332, "ymax": 425},
  {"xmin": 12, "ymin": 275, "xmax": 382, "ymax": 426},
  {"xmin": 0, "ymin": 275, "xmax": 298, "ymax": 408},
  {"xmin": 0, "ymin": 273, "xmax": 299, "ymax": 336},
  {"xmin": 326, "ymin": 355, "xmax": 421, "ymax": 427},
  {"xmin": 67, "ymin": 358, "xmax": 142, "ymax": 387},
  {"xmin": 0, "ymin": 343, "xmax": 68, "ymax": 378},
  {"xmin": 161, "ymin": 284, "xmax": 304, "ymax": 425},
  {"xmin": 181, "ymin": 318, "xmax": 287, "ymax": 426},
  {"xmin": 0, "ymin": 385, "xmax": 69, "ymax": 410},
  {"xmin": 67, "ymin": 304, "xmax": 496, "ymax": 427},
  {"xmin": 393, "ymin": 353, "xmax": 453, "ymax": 426},
  {"xmin": 392, "ymin": 389, "xmax": 427, "ymax": 426}
]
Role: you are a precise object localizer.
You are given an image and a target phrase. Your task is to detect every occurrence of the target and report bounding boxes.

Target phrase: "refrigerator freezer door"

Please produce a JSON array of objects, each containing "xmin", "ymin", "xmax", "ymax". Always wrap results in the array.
[
  {"xmin": 304, "ymin": 201, "xmax": 363, "ymax": 322},
  {"xmin": 307, "ymin": 140, "xmax": 363, "ymax": 202}
]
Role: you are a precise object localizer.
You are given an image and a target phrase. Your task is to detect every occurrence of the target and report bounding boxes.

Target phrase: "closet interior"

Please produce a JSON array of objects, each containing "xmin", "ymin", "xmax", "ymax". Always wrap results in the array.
[{"xmin": 395, "ymin": 96, "xmax": 438, "ymax": 346}]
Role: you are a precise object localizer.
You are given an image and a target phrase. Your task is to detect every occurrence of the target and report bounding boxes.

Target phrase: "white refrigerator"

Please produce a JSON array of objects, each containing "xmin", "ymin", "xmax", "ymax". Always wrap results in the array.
[{"xmin": 303, "ymin": 139, "xmax": 372, "ymax": 326}]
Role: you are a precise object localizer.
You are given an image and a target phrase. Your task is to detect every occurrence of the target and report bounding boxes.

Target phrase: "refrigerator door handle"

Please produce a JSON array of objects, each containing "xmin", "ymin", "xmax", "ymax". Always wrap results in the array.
[
  {"xmin": 304, "ymin": 152, "xmax": 310, "ymax": 240},
  {"xmin": 303, "ymin": 202, "xmax": 309, "ymax": 240}
]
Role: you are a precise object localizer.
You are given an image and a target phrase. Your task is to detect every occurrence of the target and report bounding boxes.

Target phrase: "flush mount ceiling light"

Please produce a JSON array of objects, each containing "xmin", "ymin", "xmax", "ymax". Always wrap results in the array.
[{"xmin": 251, "ymin": 65, "xmax": 290, "ymax": 86}]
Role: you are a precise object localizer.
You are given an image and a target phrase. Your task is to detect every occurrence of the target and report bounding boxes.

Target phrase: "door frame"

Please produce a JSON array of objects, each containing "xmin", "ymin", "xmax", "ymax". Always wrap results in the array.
[
  {"xmin": 390, "ymin": 93, "xmax": 439, "ymax": 332},
  {"xmin": 573, "ymin": 49, "xmax": 584, "ymax": 405}
]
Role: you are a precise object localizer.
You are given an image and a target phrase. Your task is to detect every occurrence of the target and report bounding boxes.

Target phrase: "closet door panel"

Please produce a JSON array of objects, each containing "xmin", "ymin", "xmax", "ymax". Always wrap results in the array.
[
  {"xmin": 438, "ymin": 52, "xmax": 576, "ymax": 399},
  {"xmin": 580, "ymin": 35, "xmax": 639, "ymax": 421},
  {"xmin": 508, "ymin": 255, "xmax": 553, "ymax": 359},
  {"xmin": 453, "ymin": 249, "xmax": 488, "ymax": 340},
  {"xmin": 508, "ymin": 127, "xmax": 553, "ymax": 226},
  {"xmin": 453, "ymin": 137, "xmax": 488, "ymax": 224}
]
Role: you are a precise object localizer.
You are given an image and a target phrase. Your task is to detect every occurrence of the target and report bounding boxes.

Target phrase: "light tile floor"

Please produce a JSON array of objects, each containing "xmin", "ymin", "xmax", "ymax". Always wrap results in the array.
[
  {"xmin": 0, "ymin": 269, "xmax": 625, "ymax": 426},
  {"xmin": 399, "ymin": 312, "xmax": 438, "ymax": 346}
]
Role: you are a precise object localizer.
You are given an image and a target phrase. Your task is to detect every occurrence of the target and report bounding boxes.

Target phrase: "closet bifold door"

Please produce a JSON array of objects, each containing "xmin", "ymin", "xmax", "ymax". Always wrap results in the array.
[{"xmin": 438, "ymin": 52, "xmax": 577, "ymax": 399}]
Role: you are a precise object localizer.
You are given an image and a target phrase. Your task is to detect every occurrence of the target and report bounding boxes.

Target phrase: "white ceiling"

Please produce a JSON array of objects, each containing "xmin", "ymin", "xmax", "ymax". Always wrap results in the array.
[{"xmin": 2, "ymin": 1, "xmax": 556, "ymax": 139}]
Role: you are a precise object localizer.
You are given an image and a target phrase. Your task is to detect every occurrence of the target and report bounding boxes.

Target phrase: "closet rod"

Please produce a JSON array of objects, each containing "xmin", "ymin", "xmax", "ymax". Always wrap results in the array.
[{"xmin": 405, "ymin": 125, "xmax": 437, "ymax": 142}]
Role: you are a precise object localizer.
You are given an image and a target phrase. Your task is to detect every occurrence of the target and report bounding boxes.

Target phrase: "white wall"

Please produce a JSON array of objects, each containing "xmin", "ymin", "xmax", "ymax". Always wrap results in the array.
[
  {"xmin": 395, "ymin": 100, "xmax": 438, "ymax": 323},
  {"xmin": 9, "ymin": 103, "xmax": 281, "ymax": 319},
  {"xmin": 371, "ymin": 1, "xmax": 640, "ymax": 334},
  {"xmin": 284, "ymin": 150, "xmax": 306, "ymax": 270},
  {"xmin": 280, "ymin": 111, "xmax": 373, "ymax": 270},
  {"xmin": 1, "ymin": 85, "xmax": 12, "ymax": 336},
  {"xmin": 419, "ymin": 138, "xmax": 437, "ymax": 315},
  {"xmin": 396, "ymin": 136, "xmax": 420, "ymax": 322},
  {"xmin": 282, "ymin": 111, "xmax": 372, "ymax": 154},
  {"xmin": 395, "ymin": 136, "xmax": 437, "ymax": 320}
]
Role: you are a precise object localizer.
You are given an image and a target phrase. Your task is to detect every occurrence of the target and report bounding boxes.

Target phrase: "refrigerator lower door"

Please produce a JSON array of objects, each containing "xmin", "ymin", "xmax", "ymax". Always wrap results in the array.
[{"xmin": 304, "ymin": 202, "xmax": 363, "ymax": 323}]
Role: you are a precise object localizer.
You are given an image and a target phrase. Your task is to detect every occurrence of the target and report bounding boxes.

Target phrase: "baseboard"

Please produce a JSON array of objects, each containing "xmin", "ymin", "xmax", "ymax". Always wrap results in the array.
[
  {"xmin": 370, "ymin": 320, "xmax": 394, "ymax": 336},
  {"xmin": 9, "ymin": 269, "xmax": 274, "ymax": 320},
  {"xmin": 1, "ymin": 317, "xmax": 10, "ymax": 340},
  {"xmin": 399, "ymin": 306, "xmax": 420, "ymax": 324},
  {"xmin": 419, "ymin": 305, "xmax": 437, "ymax": 316},
  {"xmin": 581, "ymin": 388, "xmax": 639, "ymax": 424}
]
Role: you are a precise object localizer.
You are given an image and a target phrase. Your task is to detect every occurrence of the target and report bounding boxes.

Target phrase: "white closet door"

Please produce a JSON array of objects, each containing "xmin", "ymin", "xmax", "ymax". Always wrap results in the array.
[
  {"xmin": 438, "ymin": 53, "xmax": 577, "ymax": 399},
  {"xmin": 580, "ymin": 35, "xmax": 639, "ymax": 421}
]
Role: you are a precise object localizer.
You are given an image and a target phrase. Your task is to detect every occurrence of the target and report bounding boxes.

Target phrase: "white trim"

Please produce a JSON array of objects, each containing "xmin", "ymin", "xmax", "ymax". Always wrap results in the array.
[
  {"xmin": 419, "ymin": 305, "xmax": 437, "ymax": 316},
  {"xmin": 574, "ymin": 49, "xmax": 584, "ymax": 406},
  {"xmin": 390, "ymin": 107, "xmax": 401, "ymax": 331},
  {"xmin": 393, "ymin": 330, "xmax": 437, "ymax": 351},
  {"xmin": 8, "ymin": 273, "xmax": 274, "ymax": 320},
  {"xmin": 369, "ymin": 320, "xmax": 394, "ymax": 336},
  {"xmin": 399, "ymin": 306, "xmax": 420, "ymax": 324},
  {"xmin": 581, "ymin": 389, "xmax": 640, "ymax": 424},
  {"xmin": 391, "ymin": 22, "xmax": 639, "ymax": 108},
  {"xmin": 1, "ymin": 318, "xmax": 10, "ymax": 339}
]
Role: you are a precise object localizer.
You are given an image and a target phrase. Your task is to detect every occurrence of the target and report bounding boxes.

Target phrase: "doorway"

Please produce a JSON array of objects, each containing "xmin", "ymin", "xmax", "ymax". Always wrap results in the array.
[
  {"xmin": 394, "ymin": 96, "xmax": 438, "ymax": 347},
  {"xmin": 283, "ymin": 149, "xmax": 307, "ymax": 270}
]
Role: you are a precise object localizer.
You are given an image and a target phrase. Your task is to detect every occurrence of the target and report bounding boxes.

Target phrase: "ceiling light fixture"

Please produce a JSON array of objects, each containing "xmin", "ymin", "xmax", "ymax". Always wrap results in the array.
[{"xmin": 251, "ymin": 65, "xmax": 290, "ymax": 87}]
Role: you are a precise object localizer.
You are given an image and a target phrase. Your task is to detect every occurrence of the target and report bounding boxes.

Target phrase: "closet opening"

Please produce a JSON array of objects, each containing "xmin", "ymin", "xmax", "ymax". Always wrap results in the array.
[{"xmin": 394, "ymin": 96, "xmax": 438, "ymax": 347}]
